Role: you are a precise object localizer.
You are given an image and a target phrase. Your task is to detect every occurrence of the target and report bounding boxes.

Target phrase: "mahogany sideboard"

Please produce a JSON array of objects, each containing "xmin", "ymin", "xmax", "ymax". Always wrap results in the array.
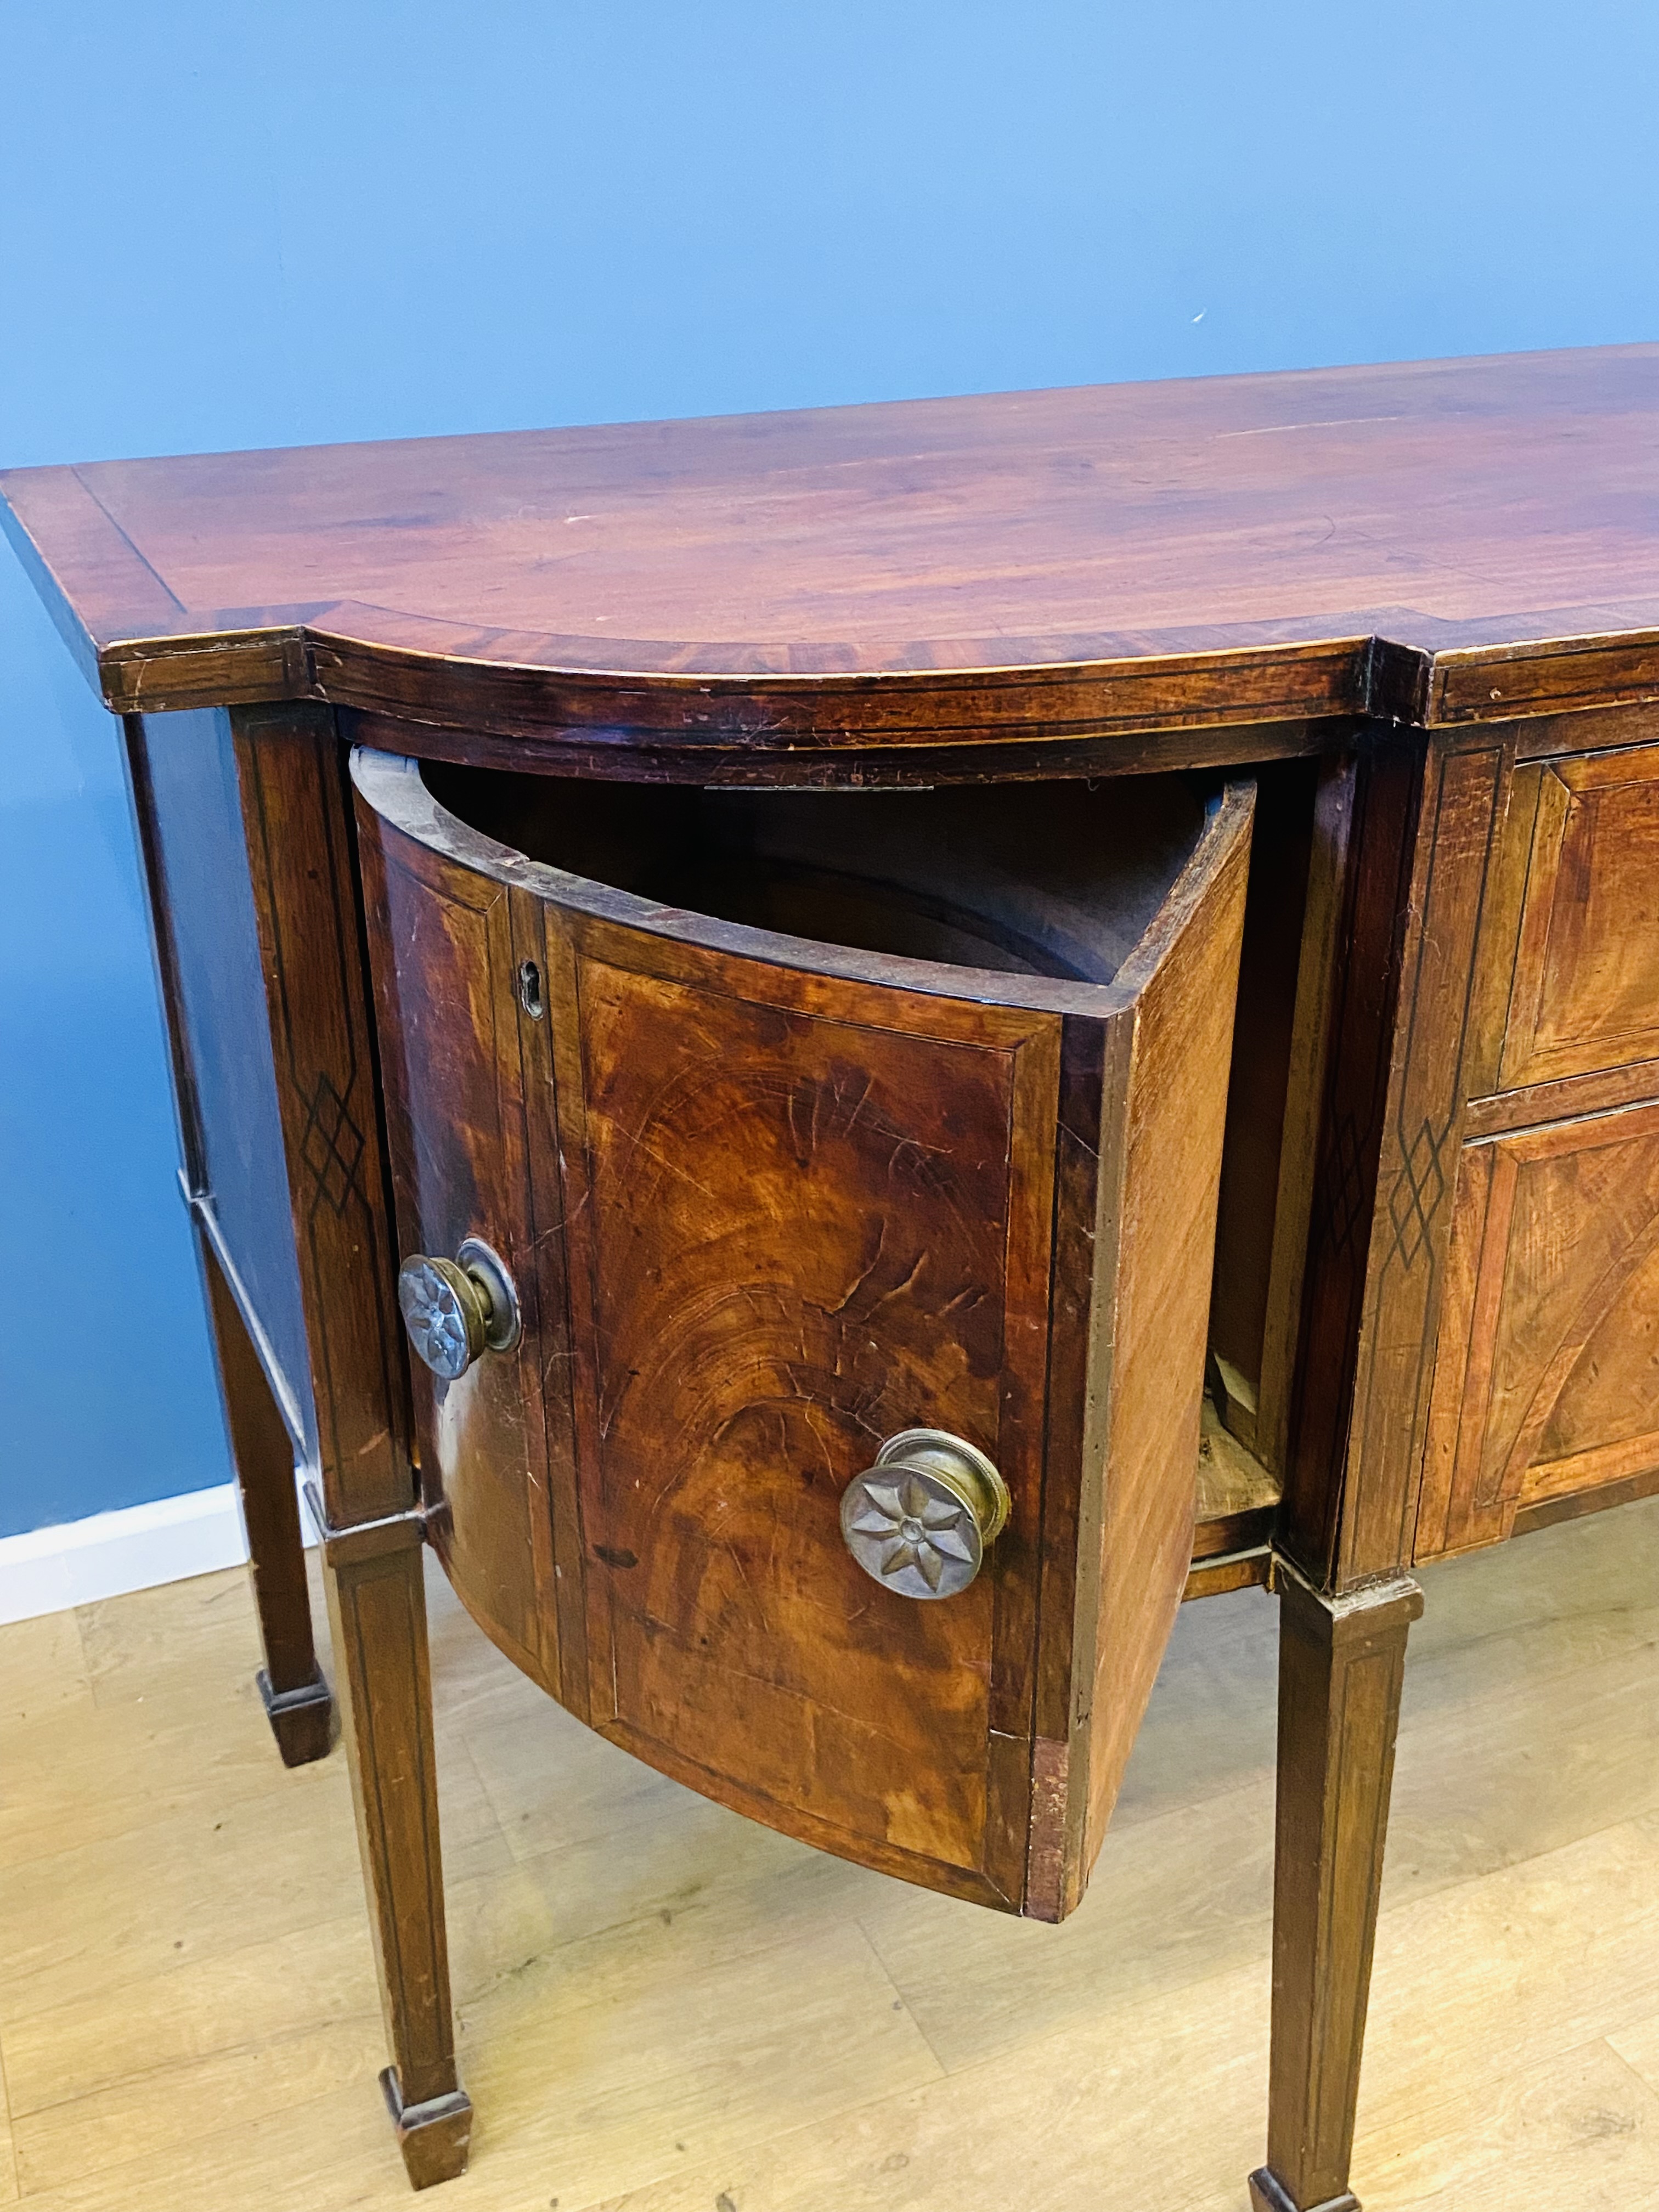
[{"xmin": 8, "ymin": 343, "xmax": 1659, "ymax": 2211}]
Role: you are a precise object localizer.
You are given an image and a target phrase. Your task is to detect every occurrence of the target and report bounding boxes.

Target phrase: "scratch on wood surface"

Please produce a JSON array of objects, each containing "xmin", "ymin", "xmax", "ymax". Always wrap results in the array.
[
  {"xmin": 868, "ymin": 1248, "xmax": 929, "ymax": 1314},
  {"xmin": 1060, "ymin": 1117, "xmax": 1100, "ymax": 1163},
  {"xmin": 884, "ymin": 1131, "xmax": 951, "ymax": 1165},
  {"xmin": 834, "ymin": 1070, "xmax": 875, "ymax": 1136},
  {"xmin": 822, "ymin": 1217, "xmax": 888, "ymax": 1316},
  {"xmin": 718, "ymin": 1529, "xmax": 769, "ymax": 1633},
  {"xmin": 627, "ymin": 1135, "xmax": 723, "ymax": 1204}
]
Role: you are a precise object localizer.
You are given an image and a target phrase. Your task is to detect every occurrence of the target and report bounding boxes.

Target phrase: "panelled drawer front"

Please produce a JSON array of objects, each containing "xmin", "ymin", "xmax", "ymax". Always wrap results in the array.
[
  {"xmin": 1418, "ymin": 1098, "xmax": 1659, "ymax": 1556},
  {"xmin": 1498, "ymin": 744, "xmax": 1659, "ymax": 1091},
  {"xmin": 351, "ymin": 750, "xmax": 1254, "ymax": 1919}
]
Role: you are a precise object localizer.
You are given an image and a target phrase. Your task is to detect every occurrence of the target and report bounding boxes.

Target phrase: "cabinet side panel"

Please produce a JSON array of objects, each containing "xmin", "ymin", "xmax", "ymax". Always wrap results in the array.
[{"xmin": 132, "ymin": 706, "xmax": 317, "ymax": 1454}]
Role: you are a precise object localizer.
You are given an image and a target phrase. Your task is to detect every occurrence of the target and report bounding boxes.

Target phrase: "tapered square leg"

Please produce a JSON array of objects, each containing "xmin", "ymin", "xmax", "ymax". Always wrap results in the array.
[
  {"xmin": 199, "ymin": 1234, "xmax": 334, "ymax": 1766},
  {"xmin": 1250, "ymin": 1559, "xmax": 1422, "ymax": 2212},
  {"xmin": 324, "ymin": 1520, "xmax": 470, "ymax": 2189}
]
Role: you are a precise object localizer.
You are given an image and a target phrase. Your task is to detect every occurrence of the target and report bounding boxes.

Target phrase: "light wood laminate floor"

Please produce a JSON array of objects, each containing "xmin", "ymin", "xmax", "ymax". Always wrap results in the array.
[{"xmin": 5, "ymin": 1499, "xmax": 1659, "ymax": 2210}]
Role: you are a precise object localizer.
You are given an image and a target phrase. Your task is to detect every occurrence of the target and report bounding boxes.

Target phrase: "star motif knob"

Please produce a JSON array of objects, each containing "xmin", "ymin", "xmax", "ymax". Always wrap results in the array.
[
  {"xmin": 840, "ymin": 1430, "xmax": 1010, "ymax": 1601},
  {"xmin": 397, "ymin": 1238, "xmax": 521, "ymax": 1382}
]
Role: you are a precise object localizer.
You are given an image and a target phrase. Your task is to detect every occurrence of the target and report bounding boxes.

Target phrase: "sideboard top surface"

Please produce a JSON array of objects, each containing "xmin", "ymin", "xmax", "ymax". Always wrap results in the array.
[{"xmin": 4, "ymin": 344, "xmax": 1659, "ymax": 754}]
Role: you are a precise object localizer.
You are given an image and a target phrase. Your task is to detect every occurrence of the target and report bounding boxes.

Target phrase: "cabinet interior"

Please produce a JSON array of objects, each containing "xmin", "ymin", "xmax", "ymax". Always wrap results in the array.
[
  {"xmin": 421, "ymin": 764, "xmax": 1210, "ymax": 985},
  {"xmin": 1200, "ymin": 758, "xmax": 1323, "ymax": 1559}
]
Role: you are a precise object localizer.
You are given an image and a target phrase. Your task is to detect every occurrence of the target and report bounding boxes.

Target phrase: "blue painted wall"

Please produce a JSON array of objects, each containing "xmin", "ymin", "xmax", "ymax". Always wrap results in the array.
[{"xmin": 3, "ymin": 1, "xmax": 1656, "ymax": 1536}]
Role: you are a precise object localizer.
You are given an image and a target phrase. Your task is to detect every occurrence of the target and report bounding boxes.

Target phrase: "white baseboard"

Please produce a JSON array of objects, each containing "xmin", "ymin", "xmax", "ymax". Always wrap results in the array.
[{"xmin": 0, "ymin": 1476, "xmax": 315, "ymax": 1628}]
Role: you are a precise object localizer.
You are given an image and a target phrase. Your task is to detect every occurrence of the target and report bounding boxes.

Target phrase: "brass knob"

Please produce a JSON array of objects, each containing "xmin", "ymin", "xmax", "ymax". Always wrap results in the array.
[
  {"xmin": 397, "ymin": 1237, "xmax": 521, "ymax": 1381},
  {"xmin": 840, "ymin": 1429, "xmax": 1009, "ymax": 1600}
]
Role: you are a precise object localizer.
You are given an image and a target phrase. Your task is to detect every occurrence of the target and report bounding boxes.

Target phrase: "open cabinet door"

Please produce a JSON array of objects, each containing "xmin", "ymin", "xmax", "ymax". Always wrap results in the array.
[{"xmin": 355, "ymin": 756, "xmax": 1252, "ymax": 1917}]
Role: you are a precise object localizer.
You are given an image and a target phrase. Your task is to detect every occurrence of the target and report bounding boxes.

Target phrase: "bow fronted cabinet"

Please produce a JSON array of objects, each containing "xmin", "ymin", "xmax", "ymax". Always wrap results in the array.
[{"xmin": 9, "ymin": 345, "xmax": 1659, "ymax": 2209}]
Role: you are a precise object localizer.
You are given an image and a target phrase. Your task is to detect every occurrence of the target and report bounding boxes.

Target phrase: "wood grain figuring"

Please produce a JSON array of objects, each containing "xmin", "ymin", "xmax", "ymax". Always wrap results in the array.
[
  {"xmin": 542, "ymin": 926, "xmax": 1061, "ymax": 1915},
  {"xmin": 574, "ymin": 956, "xmax": 1042, "ymax": 1899},
  {"xmin": 1419, "ymin": 1101, "xmax": 1659, "ymax": 1558},
  {"xmin": 1497, "ymin": 744, "xmax": 1659, "ymax": 1091},
  {"xmin": 351, "ymin": 752, "xmax": 1254, "ymax": 1919},
  {"xmin": 7, "ymin": 349, "xmax": 1659, "ymax": 759}
]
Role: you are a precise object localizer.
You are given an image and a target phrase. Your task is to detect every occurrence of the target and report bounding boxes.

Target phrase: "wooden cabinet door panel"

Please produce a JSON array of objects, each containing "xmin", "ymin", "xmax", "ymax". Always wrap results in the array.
[
  {"xmin": 1418, "ymin": 1099, "xmax": 1659, "ymax": 1555},
  {"xmin": 1499, "ymin": 746, "xmax": 1659, "ymax": 1090},
  {"xmin": 555, "ymin": 939, "xmax": 1056, "ymax": 1905},
  {"xmin": 356, "ymin": 798, "xmax": 564, "ymax": 1692},
  {"xmin": 351, "ymin": 751, "xmax": 1254, "ymax": 1917}
]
